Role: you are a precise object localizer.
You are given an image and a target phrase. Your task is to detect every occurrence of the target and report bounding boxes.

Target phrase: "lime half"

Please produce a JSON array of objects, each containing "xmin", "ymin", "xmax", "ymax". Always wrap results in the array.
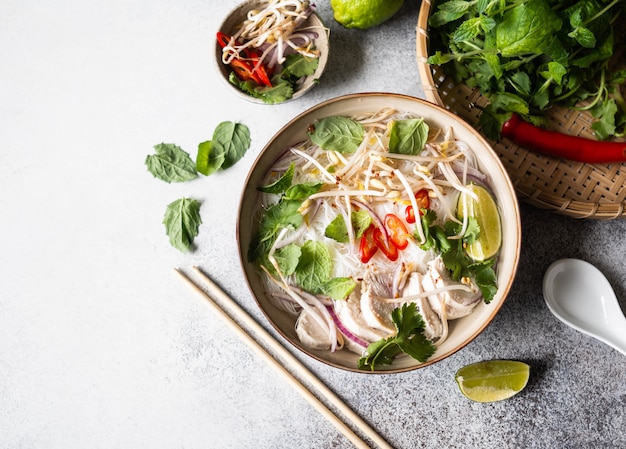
[
  {"xmin": 455, "ymin": 360, "xmax": 530, "ymax": 403},
  {"xmin": 457, "ymin": 184, "xmax": 502, "ymax": 261}
]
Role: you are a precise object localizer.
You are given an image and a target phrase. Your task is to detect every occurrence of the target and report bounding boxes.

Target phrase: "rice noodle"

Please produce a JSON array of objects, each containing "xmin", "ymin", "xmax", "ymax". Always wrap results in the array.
[{"xmin": 254, "ymin": 107, "xmax": 499, "ymax": 363}]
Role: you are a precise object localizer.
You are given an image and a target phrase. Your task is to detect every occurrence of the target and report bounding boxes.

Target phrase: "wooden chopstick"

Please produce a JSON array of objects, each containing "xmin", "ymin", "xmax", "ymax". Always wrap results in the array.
[{"xmin": 175, "ymin": 266, "xmax": 393, "ymax": 449}]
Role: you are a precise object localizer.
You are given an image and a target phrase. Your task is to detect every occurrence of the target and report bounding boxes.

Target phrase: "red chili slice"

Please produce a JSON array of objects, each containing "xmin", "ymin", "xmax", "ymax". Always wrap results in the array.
[
  {"xmin": 216, "ymin": 32, "xmax": 272, "ymax": 87},
  {"xmin": 405, "ymin": 189, "xmax": 430, "ymax": 224},
  {"xmin": 384, "ymin": 213, "xmax": 409, "ymax": 250},
  {"xmin": 216, "ymin": 32, "xmax": 231, "ymax": 49},
  {"xmin": 359, "ymin": 225, "xmax": 378, "ymax": 264},
  {"xmin": 373, "ymin": 227, "xmax": 398, "ymax": 262},
  {"xmin": 229, "ymin": 59, "xmax": 262, "ymax": 84}
]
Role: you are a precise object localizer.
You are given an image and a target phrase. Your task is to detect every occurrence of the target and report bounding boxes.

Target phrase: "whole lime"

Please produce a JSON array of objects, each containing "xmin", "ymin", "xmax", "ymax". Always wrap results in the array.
[{"xmin": 330, "ymin": 0, "xmax": 404, "ymax": 30}]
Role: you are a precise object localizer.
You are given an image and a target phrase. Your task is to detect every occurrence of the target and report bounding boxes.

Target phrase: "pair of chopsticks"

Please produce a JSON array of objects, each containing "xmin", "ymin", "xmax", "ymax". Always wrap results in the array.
[{"xmin": 175, "ymin": 266, "xmax": 393, "ymax": 449}]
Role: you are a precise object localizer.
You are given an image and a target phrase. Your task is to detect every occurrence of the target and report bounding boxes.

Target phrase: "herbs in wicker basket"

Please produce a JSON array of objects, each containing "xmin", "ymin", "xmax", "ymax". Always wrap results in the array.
[{"xmin": 427, "ymin": 0, "xmax": 626, "ymax": 142}]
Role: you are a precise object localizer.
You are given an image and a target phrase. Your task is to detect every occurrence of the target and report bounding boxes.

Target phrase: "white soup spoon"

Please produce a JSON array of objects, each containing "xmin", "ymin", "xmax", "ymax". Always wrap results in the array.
[{"xmin": 543, "ymin": 258, "xmax": 626, "ymax": 357}]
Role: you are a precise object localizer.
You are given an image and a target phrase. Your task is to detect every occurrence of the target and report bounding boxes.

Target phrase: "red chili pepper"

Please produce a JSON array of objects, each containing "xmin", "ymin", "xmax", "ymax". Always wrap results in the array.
[
  {"xmin": 373, "ymin": 227, "xmax": 398, "ymax": 261},
  {"xmin": 405, "ymin": 189, "xmax": 430, "ymax": 224},
  {"xmin": 216, "ymin": 32, "xmax": 272, "ymax": 87},
  {"xmin": 359, "ymin": 225, "xmax": 378, "ymax": 264},
  {"xmin": 216, "ymin": 32, "xmax": 231, "ymax": 49},
  {"xmin": 501, "ymin": 113, "xmax": 626, "ymax": 164},
  {"xmin": 384, "ymin": 214, "xmax": 409, "ymax": 250},
  {"xmin": 240, "ymin": 47, "xmax": 273, "ymax": 86},
  {"xmin": 229, "ymin": 59, "xmax": 264, "ymax": 85}
]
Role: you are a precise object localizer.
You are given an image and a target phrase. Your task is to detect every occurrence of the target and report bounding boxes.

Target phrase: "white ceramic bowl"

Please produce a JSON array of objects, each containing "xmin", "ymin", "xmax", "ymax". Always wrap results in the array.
[
  {"xmin": 237, "ymin": 93, "xmax": 522, "ymax": 373},
  {"xmin": 214, "ymin": 0, "xmax": 329, "ymax": 104}
]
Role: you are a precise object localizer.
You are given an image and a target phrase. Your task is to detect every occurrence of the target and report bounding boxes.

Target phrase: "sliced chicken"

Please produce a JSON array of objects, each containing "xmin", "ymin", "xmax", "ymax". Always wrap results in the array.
[
  {"xmin": 421, "ymin": 257, "xmax": 481, "ymax": 320},
  {"xmin": 295, "ymin": 310, "xmax": 332, "ymax": 351},
  {"xmin": 401, "ymin": 272, "xmax": 446, "ymax": 342},
  {"xmin": 334, "ymin": 284, "xmax": 391, "ymax": 344},
  {"xmin": 360, "ymin": 282, "xmax": 397, "ymax": 334}
]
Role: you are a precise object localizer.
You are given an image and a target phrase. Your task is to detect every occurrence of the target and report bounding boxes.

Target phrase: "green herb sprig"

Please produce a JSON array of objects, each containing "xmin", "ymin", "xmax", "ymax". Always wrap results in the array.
[
  {"xmin": 358, "ymin": 303, "xmax": 437, "ymax": 371},
  {"xmin": 428, "ymin": 0, "xmax": 626, "ymax": 140}
]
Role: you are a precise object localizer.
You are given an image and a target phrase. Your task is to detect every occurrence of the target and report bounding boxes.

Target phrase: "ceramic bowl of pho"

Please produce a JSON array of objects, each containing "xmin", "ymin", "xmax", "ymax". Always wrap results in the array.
[
  {"xmin": 237, "ymin": 93, "xmax": 522, "ymax": 373},
  {"xmin": 214, "ymin": 0, "xmax": 329, "ymax": 105}
]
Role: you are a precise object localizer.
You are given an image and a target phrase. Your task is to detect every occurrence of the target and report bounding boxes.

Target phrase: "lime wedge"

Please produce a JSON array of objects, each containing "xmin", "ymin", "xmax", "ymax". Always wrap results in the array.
[
  {"xmin": 455, "ymin": 360, "xmax": 530, "ymax": 403},
  {"xmin": 457, "ymin": 184, "xmax": 502, "ymax": 261}
]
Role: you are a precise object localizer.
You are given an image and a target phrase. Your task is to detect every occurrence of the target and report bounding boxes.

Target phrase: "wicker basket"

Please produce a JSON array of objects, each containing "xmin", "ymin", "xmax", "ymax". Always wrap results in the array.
[{"xmin": 417, "ymin": 0, "xmax": 626, "ymax": 219}]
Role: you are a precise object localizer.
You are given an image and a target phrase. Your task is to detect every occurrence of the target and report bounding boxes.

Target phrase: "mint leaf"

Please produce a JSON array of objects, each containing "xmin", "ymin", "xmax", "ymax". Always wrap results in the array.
[
  {"xmin": 319, "ymin": 277, "xmax": 357, "ymax": 300},
  {"xmin": 274, "ymin": 244, "xmax": 302, "ymax": 276},
  {"xmin": 162, "ymin": 198, "xmax": 202, "ymax": 252},
  {"xmin": 308, "ymin": 116, "xmax": 365, "ymax": 154},
  {"xmin": 285, "ymin": 182, "xmax": 322, "ymax": 201},
  {"xmin": 259, "ymin": 163, "xmax": 295, "ymax": 194},
  {"xmin": 146, "ymin": 143, "xmax": 198, "ymax": 183},
  {"xmin": 325, "ymin": 211, "xmax": 372, "ymax": 243},
  {"xmin": 248, "ymin": 199, "xmax": 303, "ymax": 265}
]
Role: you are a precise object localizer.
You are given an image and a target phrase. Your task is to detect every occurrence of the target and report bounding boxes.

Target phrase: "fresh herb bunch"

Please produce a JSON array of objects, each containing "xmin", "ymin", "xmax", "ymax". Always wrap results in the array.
[{"xmin": 427, "ymin": 0, "xmax": 626, "ymax": 140}]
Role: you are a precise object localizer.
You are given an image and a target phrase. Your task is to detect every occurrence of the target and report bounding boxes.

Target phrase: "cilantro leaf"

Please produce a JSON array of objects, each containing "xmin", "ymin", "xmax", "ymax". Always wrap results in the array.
[
  {"xmin": 162, "ymin": 198, "xmax": 202, "ymax": 252},
  {"xmin": 145, "ymin": 143, "xmax": 198, "ymax": 183},
  {"xmin": 281, "ymin": 53, "xmax": 319, "ymax": 79},
  {"xmin": 358, "ymin": 303, "xmax": 436, "ymax": 371}
]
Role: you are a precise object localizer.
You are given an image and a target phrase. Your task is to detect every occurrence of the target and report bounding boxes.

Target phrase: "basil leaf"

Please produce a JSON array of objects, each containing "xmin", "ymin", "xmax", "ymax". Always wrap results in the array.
[
  {"xmin": 389, "ymin": 118, "xmax": 429, "ymax": 155},
  {"xmin": 196, "ymin": 140, "xmax": 225, "ymax": 176},
  {"xmin": 308, "ymin": 116, "xmax": 364, "ymax": 153},
  {"xmin": 213, "ymin": 121, "xmax": 251, "ymax": 169},
  {"xmin": 146, "ymin": 143, "xmax": 198, "ymax": 183},
  {"xmin": 162, "ymin": 198, "xmax": 202, "ymax": 252}
]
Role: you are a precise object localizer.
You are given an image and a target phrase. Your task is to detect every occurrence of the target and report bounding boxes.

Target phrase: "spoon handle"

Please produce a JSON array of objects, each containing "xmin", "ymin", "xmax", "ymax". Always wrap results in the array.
[{"xmin": 606, "ymin": 314, "xmax": 626, "ymax": 357}]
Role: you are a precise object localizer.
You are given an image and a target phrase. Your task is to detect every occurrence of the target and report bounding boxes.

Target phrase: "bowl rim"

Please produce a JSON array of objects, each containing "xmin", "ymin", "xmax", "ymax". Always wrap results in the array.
[{"xmin": 236, "ymin": 92, "xmax": 522, "ymax": 373}]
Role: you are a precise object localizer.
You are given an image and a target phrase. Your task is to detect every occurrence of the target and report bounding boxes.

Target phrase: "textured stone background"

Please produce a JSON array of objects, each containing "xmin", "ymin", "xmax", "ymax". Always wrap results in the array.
[{"xmin": 2, "ymin": 1, "xmax": 625, "ymax": 448}]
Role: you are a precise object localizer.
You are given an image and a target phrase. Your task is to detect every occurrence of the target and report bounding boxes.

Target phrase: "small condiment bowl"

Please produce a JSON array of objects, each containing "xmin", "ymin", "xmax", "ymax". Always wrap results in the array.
[{"xmin": 214, "ymin": 0, "xmax": 329, "ymax": 104}]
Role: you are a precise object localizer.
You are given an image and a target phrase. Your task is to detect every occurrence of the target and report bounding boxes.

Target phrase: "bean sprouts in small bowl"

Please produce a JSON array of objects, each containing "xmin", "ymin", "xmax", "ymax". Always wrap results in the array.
[
  {"xmin": 215, "ymin": 0, "xmax": 329, "ymax": 104},
  {"xmin": 237, "ymin": 93, "xmax": 521, "ymax": 373}
]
